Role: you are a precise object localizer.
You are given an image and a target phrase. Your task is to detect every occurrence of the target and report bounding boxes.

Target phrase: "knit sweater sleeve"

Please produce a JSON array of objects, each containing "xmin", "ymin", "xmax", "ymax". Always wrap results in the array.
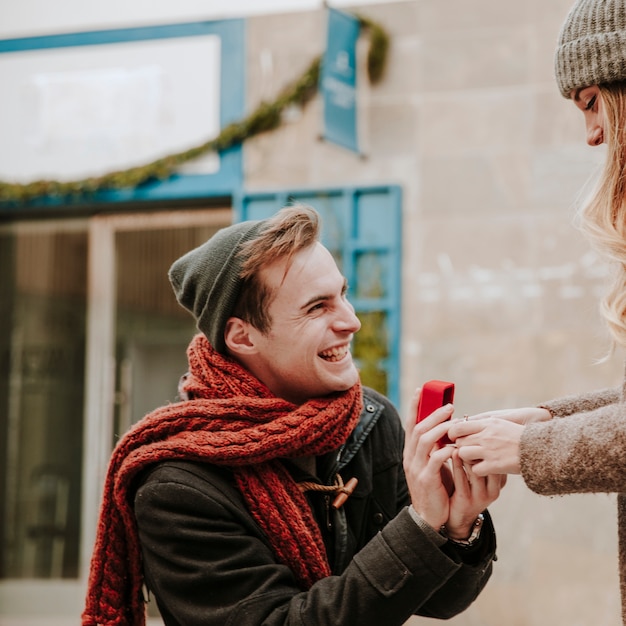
[
  {"xmin": 537, "ymin": 386, "xmax": 620, "ymax": 417},
  {"xmin": 521, "ymin": 387, "xmax": 626, "ymax": 495}
]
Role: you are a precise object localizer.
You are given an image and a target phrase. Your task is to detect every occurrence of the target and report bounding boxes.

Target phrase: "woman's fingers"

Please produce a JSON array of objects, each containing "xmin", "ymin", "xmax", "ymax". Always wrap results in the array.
[{"xmin": 448, "ymin": 418, "xmax": 489, "ymax": 441}]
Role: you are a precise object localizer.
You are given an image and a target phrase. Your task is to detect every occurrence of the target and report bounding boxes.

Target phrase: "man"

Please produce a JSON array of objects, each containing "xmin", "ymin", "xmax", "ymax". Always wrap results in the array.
[{"xmin": 82, "ymin": 204, "xmax": 503, "ymax": 626}]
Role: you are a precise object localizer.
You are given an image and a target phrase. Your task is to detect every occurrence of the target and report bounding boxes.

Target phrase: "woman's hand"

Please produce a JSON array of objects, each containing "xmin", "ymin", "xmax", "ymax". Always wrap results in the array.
[
  {"xmin": 449, "ymin": 417, "xmax": 524, "ymax": 476},
  {"xmin": 463, "ymin": 407, "xmax": 551, "ymax": 426}
]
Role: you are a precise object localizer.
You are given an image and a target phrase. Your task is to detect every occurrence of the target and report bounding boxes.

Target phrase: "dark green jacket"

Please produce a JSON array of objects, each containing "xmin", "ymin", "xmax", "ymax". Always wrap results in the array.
[{"xmin": 134, "ymin": 387, "xmax": 496, "ymax": 626}]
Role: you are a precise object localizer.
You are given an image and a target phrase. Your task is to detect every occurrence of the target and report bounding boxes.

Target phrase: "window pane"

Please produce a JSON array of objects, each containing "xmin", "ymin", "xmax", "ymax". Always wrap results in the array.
[
  {"xmin": 352, "ymin": 310, "xmax": 389, "ymax": 395},
  {"xmin": 0, "ymin": 225, "xmax": 87, "ymax": 579},
  {"xmin": 113, "ymin": 223, "xmax": 227, "ymax": 437}
]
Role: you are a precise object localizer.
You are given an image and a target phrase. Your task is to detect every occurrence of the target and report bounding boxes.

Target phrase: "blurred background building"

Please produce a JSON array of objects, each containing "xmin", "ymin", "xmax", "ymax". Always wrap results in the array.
[{"xmin": 0, "ymin": 1, "xmax": 622, "ymax": 624}]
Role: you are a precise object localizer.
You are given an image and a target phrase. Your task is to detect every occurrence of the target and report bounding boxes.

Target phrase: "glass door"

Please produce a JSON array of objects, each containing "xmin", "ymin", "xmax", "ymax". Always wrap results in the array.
[
  {"xmin": 0, "ymin": 219, "xmax": 89, "ymax": 618},
  {"xmin": 82, "ymin": 208, "xmax": 231, "ymax": 576},
  {"xmin": 0, "ymin": 207, "xmax": 231, "ymax": 624}
]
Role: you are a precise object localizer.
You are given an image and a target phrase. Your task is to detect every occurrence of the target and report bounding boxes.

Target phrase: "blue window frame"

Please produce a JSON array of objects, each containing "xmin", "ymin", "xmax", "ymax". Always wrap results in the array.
[
  {"xmin": 235, "ymin": 185, "xmax": 402, "ymax": 406},
  {"xmin": 0, "ymin": 19, "xmax": 245, "ymax": 210}
]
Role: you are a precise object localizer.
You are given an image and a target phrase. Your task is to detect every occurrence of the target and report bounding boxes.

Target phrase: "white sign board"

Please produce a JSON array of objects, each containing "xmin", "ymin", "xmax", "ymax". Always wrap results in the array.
[{"xmin": 0, "ymin": 35, "xmax": 220, "ymax": 182}]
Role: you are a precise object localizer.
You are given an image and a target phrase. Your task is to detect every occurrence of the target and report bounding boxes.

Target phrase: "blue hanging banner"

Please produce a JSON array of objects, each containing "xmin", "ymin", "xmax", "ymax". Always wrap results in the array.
[{"xmin": 320, "ymin": 8, "xmax": 361, "ymax": 154}]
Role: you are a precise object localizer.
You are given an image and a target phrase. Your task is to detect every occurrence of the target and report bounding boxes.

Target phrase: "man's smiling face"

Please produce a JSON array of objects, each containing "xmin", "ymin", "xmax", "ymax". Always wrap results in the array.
[{"xmin": 244, "ymin": 242, "xmax": 361, "ymax": 404}]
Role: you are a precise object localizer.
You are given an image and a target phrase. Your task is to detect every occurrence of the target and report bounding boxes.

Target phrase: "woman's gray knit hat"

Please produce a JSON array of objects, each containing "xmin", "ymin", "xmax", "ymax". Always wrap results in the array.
[
  {"xmin": 555, "ymin": 0, "xmax": 626, "ymax": 98},
  {"xmin": 168, "ymin": 219, "xmax": 266, "ymax": 354}
]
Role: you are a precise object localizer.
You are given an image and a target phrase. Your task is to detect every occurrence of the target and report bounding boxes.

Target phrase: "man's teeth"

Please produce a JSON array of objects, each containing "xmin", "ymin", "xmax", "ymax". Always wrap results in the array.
[{"xmin": 320, "ymin": 346, "xmax": 348, "ymax": 361}]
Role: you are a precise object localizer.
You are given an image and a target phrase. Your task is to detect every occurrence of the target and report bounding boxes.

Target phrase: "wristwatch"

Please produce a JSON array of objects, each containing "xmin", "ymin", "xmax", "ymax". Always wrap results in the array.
[{"xmin": 440, "ymin": 513, "xmax": 484, "ymax": 547}]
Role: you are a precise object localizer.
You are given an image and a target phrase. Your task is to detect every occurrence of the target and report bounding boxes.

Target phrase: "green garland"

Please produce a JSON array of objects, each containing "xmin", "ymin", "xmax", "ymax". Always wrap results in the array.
[{"xmin": 0, "ymin": 14, "xmax": 388, "ymax": 204}]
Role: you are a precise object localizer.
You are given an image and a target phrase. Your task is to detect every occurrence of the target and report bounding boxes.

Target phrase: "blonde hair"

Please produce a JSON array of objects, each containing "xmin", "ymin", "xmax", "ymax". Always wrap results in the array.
[{"xmin": 578, "ymin": 82, "xmax": 626, "ymax": 350}]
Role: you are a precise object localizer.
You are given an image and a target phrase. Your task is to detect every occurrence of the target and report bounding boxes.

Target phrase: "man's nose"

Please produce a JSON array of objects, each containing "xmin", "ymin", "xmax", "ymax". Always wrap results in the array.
[{"xmin": 336, "ymin": 299, "xmax": 361, "ymax": 333}]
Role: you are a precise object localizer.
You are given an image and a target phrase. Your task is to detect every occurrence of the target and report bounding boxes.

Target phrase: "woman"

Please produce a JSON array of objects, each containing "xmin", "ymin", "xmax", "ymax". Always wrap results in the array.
[{"xmin": 449, "ymin": 0, "xmax": 626, "ymax": 623}]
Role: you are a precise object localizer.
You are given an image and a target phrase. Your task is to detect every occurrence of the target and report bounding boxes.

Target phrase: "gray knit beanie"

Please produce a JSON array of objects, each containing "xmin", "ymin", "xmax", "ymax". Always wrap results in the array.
[
  {"xmin": 555, "ymin": 0, "xmax": 626, "ymax": 98},
  {"xmin": 168, "ymin": 219, "xmax": 267, "ymax": 354}
]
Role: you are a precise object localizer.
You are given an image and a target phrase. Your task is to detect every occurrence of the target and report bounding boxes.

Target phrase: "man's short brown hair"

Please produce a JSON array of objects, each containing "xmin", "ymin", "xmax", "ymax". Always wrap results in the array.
[{"xmin": 233, "ymin": 204, "xmax": 321, "ymax": 334}]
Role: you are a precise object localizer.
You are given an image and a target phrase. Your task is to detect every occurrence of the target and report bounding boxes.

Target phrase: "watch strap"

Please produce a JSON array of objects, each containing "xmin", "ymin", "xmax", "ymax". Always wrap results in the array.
[{"xmin": 440, "ymin": 513, "xmax": 484, "ymax": 547}]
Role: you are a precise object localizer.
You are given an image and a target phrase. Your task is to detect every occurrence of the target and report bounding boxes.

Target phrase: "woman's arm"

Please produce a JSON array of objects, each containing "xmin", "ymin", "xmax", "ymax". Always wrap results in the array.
[
  {"xmin": 450, "ymin": 387, "xmax": 626, "ymax": 494},
  {"xmin": 521, "ymin": 401, "xmax": 626, "ymax": 495},
  {"xmin": 538, "ymin": 386, "xmax": 620, "ymax": 418}
]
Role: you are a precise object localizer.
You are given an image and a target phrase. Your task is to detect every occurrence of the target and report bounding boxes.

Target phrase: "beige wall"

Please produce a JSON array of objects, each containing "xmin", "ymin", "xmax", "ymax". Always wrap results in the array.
[{"xmin": 246, "ymin": 2, "xmax": 624, "ymax": 624}]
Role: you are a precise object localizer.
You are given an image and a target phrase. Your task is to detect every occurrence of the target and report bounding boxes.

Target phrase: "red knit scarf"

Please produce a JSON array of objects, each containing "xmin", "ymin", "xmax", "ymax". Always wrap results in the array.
[{"xmin": 81, "ymin": 334, "xmax": 363, "ymax": 626}]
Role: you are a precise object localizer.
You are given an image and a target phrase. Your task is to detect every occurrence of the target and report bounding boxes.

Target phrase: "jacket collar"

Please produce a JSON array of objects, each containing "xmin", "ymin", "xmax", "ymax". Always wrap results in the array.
[{"xmin": 338, "ymin": 390, "xmax": 384, "ymax": 469}]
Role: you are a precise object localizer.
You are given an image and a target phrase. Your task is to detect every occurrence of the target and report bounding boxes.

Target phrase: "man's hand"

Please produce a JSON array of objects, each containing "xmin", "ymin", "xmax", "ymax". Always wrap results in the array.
[
  {"xmin": 445, "ymin": 448, "xmax": 505, "ymax": 539},
  {"xmin": 403, "ymin": 388, "xmax": 506, "ymax": 539}
]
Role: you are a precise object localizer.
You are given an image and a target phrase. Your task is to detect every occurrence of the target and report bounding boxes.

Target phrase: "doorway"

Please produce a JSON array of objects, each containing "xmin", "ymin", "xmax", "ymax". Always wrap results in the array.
[{"xmin": 0, "ymin": 207, "xmax": 231, "ymax": 622}]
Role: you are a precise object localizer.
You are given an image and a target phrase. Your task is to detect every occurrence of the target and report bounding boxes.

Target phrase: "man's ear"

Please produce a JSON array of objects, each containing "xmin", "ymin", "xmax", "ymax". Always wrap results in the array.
[{"xmin": 224, "ymin": 317, "xmax": 257, "ymax": 356}]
